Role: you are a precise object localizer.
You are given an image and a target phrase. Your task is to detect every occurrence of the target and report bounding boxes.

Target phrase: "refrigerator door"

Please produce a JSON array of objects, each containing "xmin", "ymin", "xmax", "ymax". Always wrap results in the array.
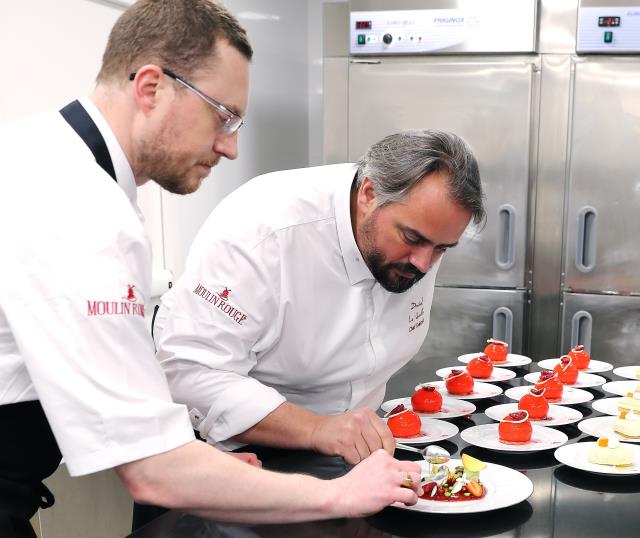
[
  {"xmin": 348, "ymin": 58, "xmax": 535, "ymax": 288},
  {"xmin": 413, "ymin": 287, "xmax": 526, "ymax": 373},
  {"xmin": 564, "ymin": 58, "xmax": 640, "ymax": 294},
  {"xmin": 561, "ymin": 292, "xmax": 640, "ymax": 368}
]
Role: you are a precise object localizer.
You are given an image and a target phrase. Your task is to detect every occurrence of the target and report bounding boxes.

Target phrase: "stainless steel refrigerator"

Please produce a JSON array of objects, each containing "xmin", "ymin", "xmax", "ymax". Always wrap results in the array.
[
  {"xmin": 560, "ymin": 5, "xmax": 640, "ymax": 365},
  {"xmin": 324, "ymin": 0, "xmax": 538, "ymax": 372},
  {"xmin": 322, "ymin": 0, "xmax": 640, "ymax": 375}
]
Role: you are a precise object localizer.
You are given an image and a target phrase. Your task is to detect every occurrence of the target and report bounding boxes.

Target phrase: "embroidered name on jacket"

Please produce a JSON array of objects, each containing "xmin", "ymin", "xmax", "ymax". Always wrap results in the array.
[
  {"xmin": 87, "ymin": 285, "xmax": 145, "ymax": 317},
  {"xmin": 193, "ymin": 283, "xmax": 248, "ymax": 325}
]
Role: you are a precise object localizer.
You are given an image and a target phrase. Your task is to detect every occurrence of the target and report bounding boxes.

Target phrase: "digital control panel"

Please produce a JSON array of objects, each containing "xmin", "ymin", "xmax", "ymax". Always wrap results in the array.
[
  {"xmin": 349, "ymin": 1, "xmax": 537, "ymax": 56},
  {"xmin": 577, "ymin": 6, "xmax": 640, "ymax": 53}
]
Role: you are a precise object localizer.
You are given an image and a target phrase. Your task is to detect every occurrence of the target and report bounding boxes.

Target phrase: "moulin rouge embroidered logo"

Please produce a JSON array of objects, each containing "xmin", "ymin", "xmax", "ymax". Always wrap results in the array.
[
  {"xmin": 123, "ymin": 284, "xmax": 137, "ymax": 302},
  {"xmin": 87, "ymin": 284, "xmax": 145, "ymax": 317},
  {"xmin": 193, "ymin": 283, "xmax": 247, "ymax": 325}
]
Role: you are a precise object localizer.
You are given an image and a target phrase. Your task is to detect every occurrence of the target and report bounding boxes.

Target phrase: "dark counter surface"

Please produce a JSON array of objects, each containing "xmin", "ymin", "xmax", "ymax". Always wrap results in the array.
[{"xmin": 128, "ymin": 361, "xmax": 640, "ymax": 538}]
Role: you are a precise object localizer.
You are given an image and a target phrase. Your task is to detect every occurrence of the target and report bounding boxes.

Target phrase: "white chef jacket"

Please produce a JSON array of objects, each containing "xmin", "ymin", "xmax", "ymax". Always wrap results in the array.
[
  {"xmin": 0, "ymin": 98, "xmax": 194, "ymax": 476},
  {"xmin": 154, "ymin": 163, "xmax": 439, "ymax": 450}
]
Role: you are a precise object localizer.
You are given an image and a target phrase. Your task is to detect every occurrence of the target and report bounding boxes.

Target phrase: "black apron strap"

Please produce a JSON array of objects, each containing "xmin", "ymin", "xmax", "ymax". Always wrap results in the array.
[
  {"xmin": 0, "ymin": 401, "xmax": 62, "ymax": 534},
  {"xmin": 60, "ymin": 100, "xmax": 117, "ymax": 182}
]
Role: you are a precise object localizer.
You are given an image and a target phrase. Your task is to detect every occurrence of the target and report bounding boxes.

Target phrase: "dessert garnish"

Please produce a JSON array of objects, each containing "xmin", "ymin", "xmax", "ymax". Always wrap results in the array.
[
  {"xmin": 538, "ymin": 370, "xmax": 555, "ymax": 381},
  {"xmin": 384, "ymin": 404, "xmax": 409, "ymax": 418},
  {"xmin": 503, "ymin": 411, "xmax": 529, "ymax": 423}
]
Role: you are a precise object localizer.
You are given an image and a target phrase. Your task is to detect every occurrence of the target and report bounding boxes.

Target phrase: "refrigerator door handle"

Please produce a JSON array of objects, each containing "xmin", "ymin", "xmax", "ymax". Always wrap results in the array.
[
  {"xmin": 571, "ymin": 310, "xmax": 592, "ymax": 352},
  {"xmin": 576, "ymin": 206, "xmax": 598, "ymax": 272},
  {"xmin": 492, "ymin": 306, "xmax": 513, "ymax": 349},
  {"xmin": 495, "ymin": 204, "xmax": 516, "ymax": 270}
]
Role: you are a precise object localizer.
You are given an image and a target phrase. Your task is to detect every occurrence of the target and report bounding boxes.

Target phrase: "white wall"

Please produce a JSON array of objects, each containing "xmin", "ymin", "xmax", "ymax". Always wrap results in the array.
[
  {"xmin": 161, "ymin": 0, "xmax": 315, "ymax": 276},
  {"xmin": 0, "ymin": 0, "xmax": 338, "ymax": 280}
]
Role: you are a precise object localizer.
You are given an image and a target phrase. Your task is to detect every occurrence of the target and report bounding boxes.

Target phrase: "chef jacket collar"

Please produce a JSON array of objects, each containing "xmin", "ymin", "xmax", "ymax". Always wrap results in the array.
[
  {"xmin": 335, "ymin": 165, "xmax": 375, "ymax": 285},
  {"xmin": 78, "ymin": 97, "xmax": 140, "ymax": 217}
]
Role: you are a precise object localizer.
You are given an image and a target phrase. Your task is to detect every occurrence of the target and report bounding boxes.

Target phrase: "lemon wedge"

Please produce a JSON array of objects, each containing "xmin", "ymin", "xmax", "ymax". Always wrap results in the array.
[{"xmin": 461, "ymin": 453, "xmax": 487, "ymax": 473}]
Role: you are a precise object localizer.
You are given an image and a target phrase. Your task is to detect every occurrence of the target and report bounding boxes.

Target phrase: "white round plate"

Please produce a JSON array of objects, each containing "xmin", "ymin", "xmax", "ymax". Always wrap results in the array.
[
  {"xmin": 602, "ymin": 380, "xmax": 640, "ymax": 397},
  {"xmin": 578, "ymin": 416, "xmax": 640, "ymax": 444},
  {"xmin": 504, "ymin": 385, "xmax": 594, "ymax": 406},
  {"xmin": 392, "ymin": 458, "xmax": 533, "ymax": 514},
  {"xmin": 537, "ymin": 358, "xmax": 613, "ymax": 374},
  {"xmin": 380, "ymin": 397, "xmax": 476, "ymax": 419},
  {"xmin": 485, "ymin": 403, "xmax": 583, "ymax": 427},
  {"xmin": 416, "ymin": 380, "xmax": 503, "ymax": 400},
  {"xmin": 554, "ymin": 442, "xmax": 640, "ymax": 475},
  {"xmin": 613, "ymin": 366, "xmax": 640, "ymax": 380},
  {"xmin": 436, "ymin": 365, "xmax": 516, "ymax": 382},
  {"xmin": 458, "ymin": 352, "xmax": 531, "ymax": 368},
  {"xmin": 523, "ymin": 371, "xmax": 606, "ymax": 389},
  {"xmin": 460, "ymin": 423, "xmax": 568, "ymax": 453},
  {"xmin": 384, "ymin": 417, "xmax": 459, "ymax": 445},
  {"xmin": 592, "ymin": 397, "xmax": 623, "ymax": 416}
]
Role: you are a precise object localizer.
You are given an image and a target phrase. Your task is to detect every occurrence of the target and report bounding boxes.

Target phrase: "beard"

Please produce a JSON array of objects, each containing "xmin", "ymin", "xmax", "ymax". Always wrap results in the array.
[
  {"xmin": 135, "ymin": 120, "xmax": 217, "ymax": 195},
  {"xmin": 360, "ymin": 213, "xmax": 426, "ymax": 293}
]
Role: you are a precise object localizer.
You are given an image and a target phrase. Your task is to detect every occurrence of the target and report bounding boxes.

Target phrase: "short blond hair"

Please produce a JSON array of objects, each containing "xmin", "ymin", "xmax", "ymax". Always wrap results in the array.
[{"xmin": 97, "ymin": 0, "xmax": 252, "ymax": 83}]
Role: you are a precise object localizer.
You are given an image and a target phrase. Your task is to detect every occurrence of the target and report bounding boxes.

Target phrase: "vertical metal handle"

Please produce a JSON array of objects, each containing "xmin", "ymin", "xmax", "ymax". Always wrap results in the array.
[
  {"xmin": 495, "ymin": 204, "xmax": 516, "ymax": 270},
  {"xmin": 492, "ymin": 307, "xmax": 514, "ymax": 349},
  {"xmin": 576, "ymin": 206, "xmax": 597, "ymax": 272},
  {"xmin": 570, "ymin": 310, "xmax": 592, "ymax": 352}
]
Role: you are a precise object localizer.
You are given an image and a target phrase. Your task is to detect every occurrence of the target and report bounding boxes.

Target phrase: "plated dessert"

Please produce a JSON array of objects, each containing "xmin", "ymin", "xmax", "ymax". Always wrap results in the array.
[
  {"xmin": 553, "ymin": 355, "xmax": 579, "ymax": 385},
  {"xmin": 499, "ymin": 411, "xmax": 532, "ymax": 444},
  {"xmin": 466, "ymin": 354, "xmax": 494, "ymax": 379},
  {"xmin": 587, "ymin": 436, "xmax": 633, "ymax": 467},
  {"xmin": 484, "ymin": 339, "xmax": 508, "ymax": 363},
  {"xmin": 412, "ymin": 385, "xmax": 443, "ymax": 413},
  {"xmin": 420, "ymin": 453, "xmax": 487, "ymax": 502},
  {"xmin": 518, "ymin": 388, "xmax": 549, "ymax": 420},
  {"xmin": 385, "ymin": 404, "xmax": 422, "ymax": 438},
  {"xmin": 505, "ymin": 385, "xmax": 593, "ymax": 406},
  {"xmin": 614, "ymin": 409, "xmax": 640, "ymax": 439},
  {"xmin": 486, "ymin": 403, "xmax": 582, "ymax": 427},
  {"xmin": 568, "ymin": 344, "xmax": 591, "ymax": 370},
  {"xmin": 381, "ymin": 396, "xmax": 477, "ymax": 419},
  {"xmin": 535, "ymin": 371, "xmax": 563, "ymax": 401},
  {"xmin": 445, "ymin": 369, "xmax": 474, "ymax": 395},
  {"xmin": 618, "ymin": 389, "xmax": 640, "ymax": 413}
]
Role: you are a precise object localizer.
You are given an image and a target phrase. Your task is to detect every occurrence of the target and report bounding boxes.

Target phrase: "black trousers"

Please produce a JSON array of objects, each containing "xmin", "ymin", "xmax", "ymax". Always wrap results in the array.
[{"xmin": 0, "ymin": 401, "xmax": 61, "ymax": 538}]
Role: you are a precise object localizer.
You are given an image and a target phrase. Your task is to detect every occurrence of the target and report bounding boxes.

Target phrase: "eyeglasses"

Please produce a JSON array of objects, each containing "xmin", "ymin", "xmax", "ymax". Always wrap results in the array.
[{"xmin": 128, "ymin": 67, "xmax": 245, "ymax": 134}]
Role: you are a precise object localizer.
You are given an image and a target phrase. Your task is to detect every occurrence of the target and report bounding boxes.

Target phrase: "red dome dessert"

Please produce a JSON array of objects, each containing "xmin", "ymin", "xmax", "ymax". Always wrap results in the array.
[
  {"xmin": 411, "ymin": 385, "xmax": 443, "ymax": 413},
  {"xmin": 568, "ymin": 344, "xmax": 591, "ymax": 370},
  {"xmin": 483, "ymin": 339, "xmax": 508, "ymax": 363},
  {"xmin": 534, "ymin": 370, "xmax": 563, "ymax": 401},
  {"xmin": 445, "ymin": 369, "xmax": 474, "ymax": 395},
  {"xmin": 553, "ymin": 355, "xmax": 579, "ymax": 384},
  {"xmin": 385, "ymin": 404, "xmax": 422, "ymax": 438},
  {"xmin": 499, "ymin": 411, "xmax": 532, "ymax": 444},
  {"xmin": 466, "ymin": 355, "xmax": 494, "ymax": 379},
  {"xmin": 518, "ymin": 387, "xmax": 549, "ymax": 420}
]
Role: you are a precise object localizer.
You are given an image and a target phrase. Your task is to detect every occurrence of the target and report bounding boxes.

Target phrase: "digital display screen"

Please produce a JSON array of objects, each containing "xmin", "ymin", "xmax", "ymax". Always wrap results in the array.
[
  {"xmin": 598, "ymin": 16, "xmax": 620, "ymax": 27},
  {"xmin": 355, "ymin": 20, "xmax": 372, "ymax": 30}
]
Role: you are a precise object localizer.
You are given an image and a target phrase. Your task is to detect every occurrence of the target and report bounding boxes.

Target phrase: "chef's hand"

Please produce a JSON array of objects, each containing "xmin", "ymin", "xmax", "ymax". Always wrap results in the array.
[
  {"xmin": 330, "ymin": 449, "xmax": 422, "ymax": 517},
  {"xmin": 309, "ymin": 408, "xmax": 396, "ymax": 464},
  {"xmin": 229, "ymin": 452, "xmax": 262, "ymax": 467}
]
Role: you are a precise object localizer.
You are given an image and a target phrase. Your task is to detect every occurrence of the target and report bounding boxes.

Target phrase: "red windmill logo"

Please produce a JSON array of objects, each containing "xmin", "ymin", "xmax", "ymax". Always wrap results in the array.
[
  {"xmin": 218, "ymin": 287, "xmax": 231, "ymax": 300},
  {"xmin": 123, "ymin": 284, "xmax": 137, "ymax": 302}
]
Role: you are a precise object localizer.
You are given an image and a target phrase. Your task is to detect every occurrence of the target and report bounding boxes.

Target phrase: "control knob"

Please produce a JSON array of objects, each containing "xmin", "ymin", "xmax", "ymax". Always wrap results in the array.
[{"xmin": 382, "ymin": 33, "xmax": 393, "ymax": 45}]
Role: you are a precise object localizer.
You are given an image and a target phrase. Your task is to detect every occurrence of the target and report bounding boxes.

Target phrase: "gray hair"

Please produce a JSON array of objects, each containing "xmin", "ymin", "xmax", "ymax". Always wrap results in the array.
[{"xmin": 355, "ymin": 130, "xmax": 485, "ymax": 225}]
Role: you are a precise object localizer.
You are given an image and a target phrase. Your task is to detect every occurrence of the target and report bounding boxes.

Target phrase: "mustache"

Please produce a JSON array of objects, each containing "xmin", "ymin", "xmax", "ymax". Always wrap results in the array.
[
  {"xmin": 388, "ymin": 262, "xmax": 424, "ymax": 278},
  {"xmin": 199, "ymin": 156, "xmax": 221, "ymax": 168}
]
